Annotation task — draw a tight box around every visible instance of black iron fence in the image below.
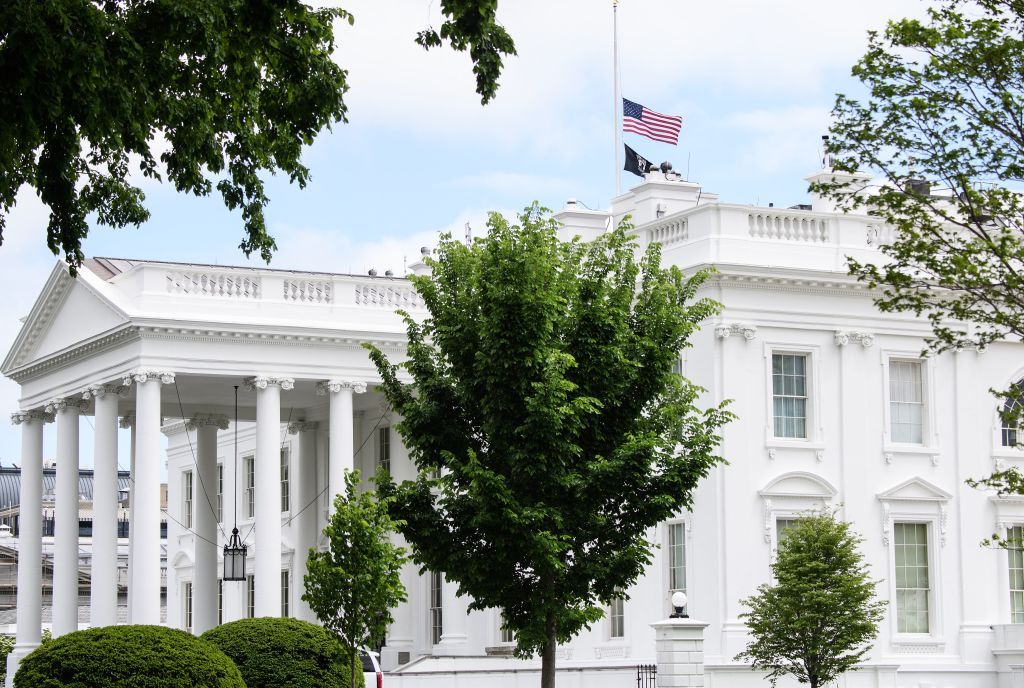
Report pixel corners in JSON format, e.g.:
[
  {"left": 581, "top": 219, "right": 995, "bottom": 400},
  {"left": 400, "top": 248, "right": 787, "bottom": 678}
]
[{"left": 636, "top": 663, "right": 657, "bottom": 688}]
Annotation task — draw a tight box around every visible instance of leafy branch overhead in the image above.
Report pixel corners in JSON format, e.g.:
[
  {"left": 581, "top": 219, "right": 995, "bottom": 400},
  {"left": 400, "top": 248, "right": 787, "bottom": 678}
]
[
  {"left": 367, "top": 204, "right": 731, "bottom": 688},
  {"left": 0, "top": 1, "right": 515, "bottom": 272}
]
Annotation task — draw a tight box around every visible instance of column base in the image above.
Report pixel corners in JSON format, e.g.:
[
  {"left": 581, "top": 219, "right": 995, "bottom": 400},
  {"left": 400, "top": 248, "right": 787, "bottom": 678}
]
[
  {"left": 6, "top": 642, "right": 41, "bottom": 688},
  {"left": 432, "top": 634, "right": 469, "bottom": 656}
]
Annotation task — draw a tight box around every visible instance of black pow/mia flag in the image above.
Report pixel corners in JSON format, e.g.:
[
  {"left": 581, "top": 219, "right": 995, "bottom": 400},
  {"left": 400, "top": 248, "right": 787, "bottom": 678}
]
[{"left": 624, "top": 143, "right": 652, "bottom": 178}]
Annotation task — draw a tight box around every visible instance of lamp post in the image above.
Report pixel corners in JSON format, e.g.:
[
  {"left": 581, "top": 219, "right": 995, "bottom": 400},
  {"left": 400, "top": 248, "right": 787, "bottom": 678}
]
[
  {"left": 669, "top": 591, "right": 688, "bottom": 619},
  {"left": 223, "top": 386, "right": 247, "bottom": 582}
]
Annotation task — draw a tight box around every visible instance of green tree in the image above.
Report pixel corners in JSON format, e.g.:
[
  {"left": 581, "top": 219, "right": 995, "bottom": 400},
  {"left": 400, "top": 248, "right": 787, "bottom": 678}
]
[
  {"left": 737, "top": 514, "right": 886, "bottom": 688},
  {"left": 303, "top": 469, "right": 407, "bottom": 688},
  {"left": 0, "top": 0, "right": 515, "bottom": 272},
  {"left": 818, "top": 0, "right": 1024, "bottom": 501},
  {"left": 367, "top": 204, "right": 732, "bottom": 688}
]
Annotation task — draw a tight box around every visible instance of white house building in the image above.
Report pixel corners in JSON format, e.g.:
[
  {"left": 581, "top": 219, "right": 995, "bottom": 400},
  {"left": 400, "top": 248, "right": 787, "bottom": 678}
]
[{"left": 4, "top": 163, "right": 1024, "bottom": 688}]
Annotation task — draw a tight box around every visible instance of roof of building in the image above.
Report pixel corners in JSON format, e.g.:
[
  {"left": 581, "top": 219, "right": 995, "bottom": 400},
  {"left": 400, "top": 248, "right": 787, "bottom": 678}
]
[
  {"left": 84, "top": 256, "right": 374, "bottom": 281},
  {"left": 0, "top": 467, "right": 131, "bottom": 509}
]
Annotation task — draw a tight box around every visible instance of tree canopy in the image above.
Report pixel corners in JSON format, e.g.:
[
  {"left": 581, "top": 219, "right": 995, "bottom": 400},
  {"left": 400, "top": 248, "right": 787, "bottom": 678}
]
[
  {"left": 0, "top": 0, "right": 515, "bottom": 272},
  {"left": 737, "top": 514, "right": 885, "bottom": 688},
  {"left": 368, "top": 205, "right": 732, "bottom": 688},
  {"left": 819, "top": 0, "right": 1024, "bottom": 499}
]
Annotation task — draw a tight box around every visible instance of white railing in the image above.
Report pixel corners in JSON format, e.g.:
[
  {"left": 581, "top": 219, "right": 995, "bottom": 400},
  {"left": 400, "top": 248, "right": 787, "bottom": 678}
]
[
  {"left": 748, "top": 212, "right": 829, "bottom": 242},
  {"left": 648, "top": 217, "right": 689, "bottom": 247},
  {"left": 354, "top": 283, "right": 424, "bottom": 309},
  {"left": 283, "top": 278, "right": 333, "bottom": 303},
  {"left": 166, "top": 270, "right": 262, "bottom": 299}
]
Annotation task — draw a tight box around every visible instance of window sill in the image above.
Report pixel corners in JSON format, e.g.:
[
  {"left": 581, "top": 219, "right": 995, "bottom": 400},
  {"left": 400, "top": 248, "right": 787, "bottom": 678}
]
[
  {"left": 883, "top": 445, "right": 940, "bottom": 465},
  {"left": 593, "top": 643, "right": 630, "bottom": 659},
  {"left": 765, "top": 440, "right": 825, "bottom": 462},
  {"left": 890, "top": 637, "right": 945, "bottom": 654}
]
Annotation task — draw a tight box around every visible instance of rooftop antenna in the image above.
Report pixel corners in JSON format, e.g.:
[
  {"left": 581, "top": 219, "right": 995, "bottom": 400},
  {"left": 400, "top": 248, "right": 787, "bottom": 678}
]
[
  {"left": 403, "top": 255, "right": 408, "bottom": 276},
  {"left": 821, "top": 134, "right": 831, "bottom": 169},
  {"left": 687, "top": 152, "right": 691, "bottom": 181},
  {"left": 465, "top": 221, "right": 473, "bottom": 246}
]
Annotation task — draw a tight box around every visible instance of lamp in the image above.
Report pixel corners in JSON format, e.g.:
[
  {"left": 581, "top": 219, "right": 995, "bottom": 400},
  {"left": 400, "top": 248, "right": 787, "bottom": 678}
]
[
  {"left": 670, "top": 591, "right": 688, "bottom": 619},
  {"left": 223, "top": 385, "right": 247, "bottom": 581}
]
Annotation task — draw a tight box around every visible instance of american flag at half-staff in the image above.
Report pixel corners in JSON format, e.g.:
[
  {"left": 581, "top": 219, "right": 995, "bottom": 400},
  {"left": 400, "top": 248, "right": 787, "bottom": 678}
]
[{"left": 623, "top": 98, "right": 682, "bottom": 145}]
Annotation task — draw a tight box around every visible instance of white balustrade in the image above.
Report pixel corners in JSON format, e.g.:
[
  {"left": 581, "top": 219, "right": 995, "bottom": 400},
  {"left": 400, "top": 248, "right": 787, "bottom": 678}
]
[
  {"left": 748, "top": 212, "right": 829, "bottom": 242},
  {"left": 283, "top": 278, "right": 333, "bottom": 303},
  {"left": 354, "top": 283, "right": 424, "bottom": 309},
  {"left": 166, "top": 270, "right": 262, "bottom": 299},
  {"left": 648, "top": 218, "right": 689, "bottom": 247}
]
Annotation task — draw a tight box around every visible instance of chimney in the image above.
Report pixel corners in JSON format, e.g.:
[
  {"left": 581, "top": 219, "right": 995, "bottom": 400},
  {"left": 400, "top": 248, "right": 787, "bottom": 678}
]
[{"left": 554, "top": 199, "right": 609, "bottom": 243}]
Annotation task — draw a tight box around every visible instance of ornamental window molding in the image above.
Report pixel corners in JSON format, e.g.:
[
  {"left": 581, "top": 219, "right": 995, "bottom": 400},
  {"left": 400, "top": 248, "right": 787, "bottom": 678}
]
[
  {"left": 758, "top": 471, "right": 838, "bottom": 546},
  {"left": 877, "top": 477, "right": 952, "bottom": 547}
]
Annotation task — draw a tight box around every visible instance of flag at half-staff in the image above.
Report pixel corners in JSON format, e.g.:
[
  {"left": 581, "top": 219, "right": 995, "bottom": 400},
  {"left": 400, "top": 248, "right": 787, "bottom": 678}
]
[
  {"left": 623, "top": 143, "right": 654, "bottom": 178},
  {"left": 623, "top": 98, "right": 682, "bottom": 145}
]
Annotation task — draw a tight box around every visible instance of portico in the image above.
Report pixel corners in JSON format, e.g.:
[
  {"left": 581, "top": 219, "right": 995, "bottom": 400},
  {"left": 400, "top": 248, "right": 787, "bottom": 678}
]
[{"left": 0, "top": 258, "right": 422, "bottom": 684}]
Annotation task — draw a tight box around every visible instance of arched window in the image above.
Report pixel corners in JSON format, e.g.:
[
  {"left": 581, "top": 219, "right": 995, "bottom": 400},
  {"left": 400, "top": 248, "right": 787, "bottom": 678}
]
[{"left": 1002, "top": 381, "right": 1024, "bottom": 447}]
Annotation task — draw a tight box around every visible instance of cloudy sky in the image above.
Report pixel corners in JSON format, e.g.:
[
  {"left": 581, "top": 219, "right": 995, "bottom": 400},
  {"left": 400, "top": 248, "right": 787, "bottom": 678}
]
[{"left": 0, "top": 0, "right": 926, "bottom": 462}]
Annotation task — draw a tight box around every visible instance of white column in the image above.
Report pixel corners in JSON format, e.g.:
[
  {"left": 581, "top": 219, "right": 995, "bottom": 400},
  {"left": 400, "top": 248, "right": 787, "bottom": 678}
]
[
  {"left": 317, "top": 380, "right": 366, "bottom": 511},
  {"left": 247, "top": 376, "right": 293, "bottom": 617},
  {"left": 48, "top": 397, "right": 86, "bottom": 637},
  {"left": 125, "top": 370, "right": 174, "bottom": 625},
  {"left": 435, "top": 574, "right": 470, "bottom": 655},
  {"left": 86, "top": 385, "right": 122, "bottom": 628},
  {"left": 188, "top": 414, "right": 228, "bottom": 634},
  {"left": 6, "top": 410, "right": 52, "bottom": 687},
  {"left": 288, "top": 420, "right": 318, "bottom": 621},
  {"left": 120, "top": 413, "right": 135, "bottom": 615}
]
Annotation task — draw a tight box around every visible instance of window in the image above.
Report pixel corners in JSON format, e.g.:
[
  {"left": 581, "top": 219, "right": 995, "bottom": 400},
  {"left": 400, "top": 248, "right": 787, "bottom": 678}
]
[
  {"left": 247, "top": 575, "right": 255, "bottom": 618},
  {"left": 281, "top": 448, "right": 290, "bottom": 513},
  {"left": 218, "top": 579, "right": 223, "bottom": 626},
  {"left": 184, "top": 582, "right": 193, "bottom": 632},
  {"left": 281, "top": 570, "right": 290, "bottom": 617},
  {"left": 667, "top": 522, "right": 686, "bottom": 595},
  {"left": 1002, "top": 382, "right": 1024, "bottom": 447},
  {"left": 244, "top": 456, "right": 255, "bottom": 519},
  {"left": 183, "top": 471, "right": 193, "bottom": 529},
  {"left": 776, "top": 518, "right": 801, "bottom": 546},
  {"left": 430, "top": 571, "right": 443, "bottom": 645},
  {"left": 378, "top": 427, "right": 391, "bottom": 476},
  {"left": 890, "top": 360, "right": 924, "bottom": 444},
  {"left": 895, "top": 523, "right": 930, "bottom": 633},
  {"left": 772, "top": 353, "right": 807, "bottom": 438},
  {"left": 609, "top": 594, "right": 625, "bottom": 639},
  {"left": 216, "top": 465, "right": 223, "bottom": 523},
  {"left": 499, "top": 614, "right": 515, "bottom": 644},
  {"left": 1010, "top": 526, "right": 1024, "bottom": 623}
]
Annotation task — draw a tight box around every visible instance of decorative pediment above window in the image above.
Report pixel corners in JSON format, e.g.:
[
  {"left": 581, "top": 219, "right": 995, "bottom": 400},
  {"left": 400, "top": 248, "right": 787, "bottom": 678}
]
[
  {"left": 990, "top": 494, "right": 1024, "bottom": 533},
  {"left": 758, "top": 471, "right": 837, "bottom": 544},
  {"left": 877, "top": 477, "right": 952, "bottom": 546},
  {"left": 877, "top": 477, "right": 953, "bottom": 504}
]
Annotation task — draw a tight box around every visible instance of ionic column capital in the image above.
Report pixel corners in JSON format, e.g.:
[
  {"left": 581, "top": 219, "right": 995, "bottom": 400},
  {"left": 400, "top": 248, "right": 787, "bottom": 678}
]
[
  {"left": 119, "top": 412, "right": 136, "bottom": 429},
  {"left": 834, "top": 330, "right": 874, "bottom": 348},
  {"left": 44, "top": 397, "right": 90, "bottom": 414},
  {"left": 715, "top": 323, "right": 757, "bottom": 341},
  {"left": 83, "top": 383, "right": 130, "bottom": 401},
  {"left": 122, "top": 370, "right": 176, "bottom": 386},
  {"left": 185, "top": 413, "right": 230, "bottom": 431},
  {"left": 11, "top": 409, "right": 54, "bottom": 426},
  {"left": 287, "top": 420, "right": 320, "bottom": 435},
  {"left": 316, "top": 379, "right": 367, "bottom": 395},
  {"left": 244, "top": 375, "right": 295, "bottom": 392}
]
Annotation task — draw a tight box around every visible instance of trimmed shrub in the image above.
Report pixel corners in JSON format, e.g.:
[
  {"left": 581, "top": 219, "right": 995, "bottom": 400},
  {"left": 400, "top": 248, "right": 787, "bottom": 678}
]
[
  {"left": 201, "top": 617, "right": 364, "bottom": 688},
  {"left": 13, "top": 625, "right": 244, "bottom": 688}
]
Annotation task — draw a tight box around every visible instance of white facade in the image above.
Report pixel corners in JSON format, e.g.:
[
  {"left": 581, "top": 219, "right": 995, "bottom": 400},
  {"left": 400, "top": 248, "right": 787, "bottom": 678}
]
[{"left": 5, "top": 166, "right": 1024, "bottom": 687}]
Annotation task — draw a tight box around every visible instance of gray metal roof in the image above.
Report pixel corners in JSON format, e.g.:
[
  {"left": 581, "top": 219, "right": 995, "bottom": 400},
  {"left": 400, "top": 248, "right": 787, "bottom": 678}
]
[{"left": 0, "top": 467, "right": 131, "bottom": 509}]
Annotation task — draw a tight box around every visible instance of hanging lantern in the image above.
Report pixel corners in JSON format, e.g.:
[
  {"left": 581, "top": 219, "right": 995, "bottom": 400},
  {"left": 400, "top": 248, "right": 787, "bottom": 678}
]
[{"left": 223, "top": 527, "right": 247, "bottom": 581}]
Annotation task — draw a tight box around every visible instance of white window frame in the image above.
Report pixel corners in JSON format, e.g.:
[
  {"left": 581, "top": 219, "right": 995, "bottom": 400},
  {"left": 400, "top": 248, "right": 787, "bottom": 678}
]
[
  {"left": 880, "top": 351, "right": 938, "bottom": 462},
  {"left": 664, "top": 515, "right": 692, "bottom": 616},
  {"left": 763, "top": 344, "right": 823, "bottom": 451},
  {"left": 497, "top": 612, "right": 515, "bottom": 645},
  {"left": 992, "top": 495, "right": 1024, "bottom": 623},
  {"left": 280, "top": 447, "right": 290, "bottom": 513},
  {"left": 1008, "top": 525, "right": 1024, "bottom": 624},
  {"left": 992, "top": 369, "right": 1024, "bottom": 462},
  {"left": 892, "top": 521, "right": 932, "bottom": 634},
  {"left": 218, "top": 579, "right": 223, "bottom": 626},
  {"left": 759, "top": 471, "right": 837, "bottom": 556},
  {"left": 216, "top": 463, "right": 223, "bottom": 524},
  {"left": 281, "top": 569, "right": 290, "bottom": 618},
  {"left": 377, "top": 426, "right": 391, "bottom": 476},
  {"left": 182, "top": 470, "right": 193, "bottom": 530},
  {"left": 429, "top": 571, "right": 443, "bottom": 646},
  {"left": 244, "top": 455, "right": 255, "bottom": 520},
  {"left": 247, "top": 574, "right": 255, "bottom": 618},
  {"left": 608, "top": 594, "right": 625, "bottom": 639},
  {"left": 183, "top": 580, "right": 193, "bottom": 632},
  {"left": 878, "top": 478, "right": 950, "bottom": 650}
]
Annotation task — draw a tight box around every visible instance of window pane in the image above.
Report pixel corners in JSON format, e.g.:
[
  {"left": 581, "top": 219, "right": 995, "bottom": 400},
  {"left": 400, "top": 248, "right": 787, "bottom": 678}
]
[
  {"left": 668, "top": 523, "right": 686, "bottom": 592},
  {"left": 771, "top": 354, "right": 808, "bottom": 439},
  {"left": 890, "top": 361, "right": 925, "bottom": 444},
  {"left": 1010, "top": 526, "right": 1024, "bottom": 623},
  {"left": 895, "top": 523, "right": 930, "bottom": 633}
]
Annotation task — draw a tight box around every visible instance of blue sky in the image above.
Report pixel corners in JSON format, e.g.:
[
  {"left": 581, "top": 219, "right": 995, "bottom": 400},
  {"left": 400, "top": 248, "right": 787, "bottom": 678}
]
[{"left": 0, "top": 0, "right": 927, "bottom": 463}]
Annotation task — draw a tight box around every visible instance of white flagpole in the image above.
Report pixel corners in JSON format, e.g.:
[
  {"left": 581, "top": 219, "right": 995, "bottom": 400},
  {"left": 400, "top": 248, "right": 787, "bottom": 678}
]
[{"left": 613, "top": 0, "right": 621, "bottom": 197}]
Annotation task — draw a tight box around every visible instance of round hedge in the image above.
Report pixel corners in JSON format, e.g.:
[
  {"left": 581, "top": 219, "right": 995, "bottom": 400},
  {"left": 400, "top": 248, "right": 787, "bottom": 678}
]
[
  {"left": 201, "top": 617, "right": 364, "bottom": 688},
  {"left": 14, "top": 625, "right": 244, "bottom": 688}
]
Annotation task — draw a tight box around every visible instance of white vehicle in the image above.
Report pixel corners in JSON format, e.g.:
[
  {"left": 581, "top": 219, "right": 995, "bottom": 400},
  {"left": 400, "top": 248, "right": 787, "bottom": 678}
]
[{"left": 360, "top": 648, "right": 383, "bottom": 688}]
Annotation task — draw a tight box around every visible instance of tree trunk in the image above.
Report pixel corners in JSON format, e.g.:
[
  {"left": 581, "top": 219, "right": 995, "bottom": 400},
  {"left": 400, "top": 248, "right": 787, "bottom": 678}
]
[{"left": 540, "top": 611, "right": 557, "bottom": 688}]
